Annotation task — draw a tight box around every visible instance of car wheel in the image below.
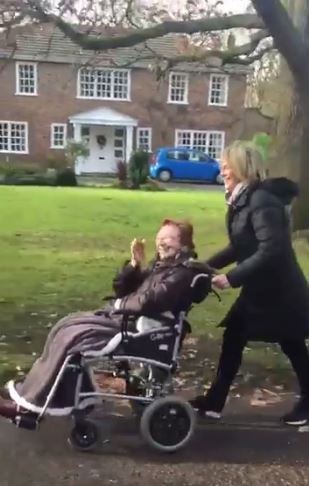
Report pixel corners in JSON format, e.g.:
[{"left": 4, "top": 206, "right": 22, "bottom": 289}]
[
  {"left": 215, "top": 173, "right": 224, "bottom": 185},
  {"left": 158, "top": 170, "right": 172, "bottom": 182}
]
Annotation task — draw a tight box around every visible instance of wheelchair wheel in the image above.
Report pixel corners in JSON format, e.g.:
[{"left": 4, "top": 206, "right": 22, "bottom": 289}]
[
  {"left": 140, "top": 396, "right": 196, "bottom": 453},
  {"left": 68, "top": 419, "right": 100, "bottom": 452}
]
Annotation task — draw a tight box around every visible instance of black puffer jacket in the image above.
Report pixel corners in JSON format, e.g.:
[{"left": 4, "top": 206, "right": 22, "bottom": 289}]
[{"left": 207, "top": 178, "right": 309, "bottom": 342}]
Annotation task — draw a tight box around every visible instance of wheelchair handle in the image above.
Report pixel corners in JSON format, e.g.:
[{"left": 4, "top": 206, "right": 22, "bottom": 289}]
[{"left": 190, "top": 273, "right": 210, "bottom": 288}]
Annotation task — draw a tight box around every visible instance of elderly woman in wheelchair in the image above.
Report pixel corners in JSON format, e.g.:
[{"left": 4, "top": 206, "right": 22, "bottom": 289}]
[{"left": 0, "top": 218, "right": 212, "bottom": 452}]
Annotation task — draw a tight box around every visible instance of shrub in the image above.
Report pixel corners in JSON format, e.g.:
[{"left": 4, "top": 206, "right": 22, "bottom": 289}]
[
  {"left": 46, "top": 155, "right": 68, "bottom": 170},
  {"left": 55, "top": 168, "right": 78, "bottom": 187},
  {"left": 65, "top": 139, "right": 89, "bottom": 169},
  {"left": 116, "top": 160, "right": 128, "bottom": 187},
  {"left": 0, "top": 162, "right": 41, "bottom": 177},
  {"left": 128, "top": 151, "right": 149, "bottom": 188},
  {"left": 252, "top": 132, "right": 273, "bottom": 161}
]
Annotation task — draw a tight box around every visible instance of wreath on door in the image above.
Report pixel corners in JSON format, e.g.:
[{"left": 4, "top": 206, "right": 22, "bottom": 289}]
[{"left": 96, "top": 134, "right": 107, "bottom": 148}]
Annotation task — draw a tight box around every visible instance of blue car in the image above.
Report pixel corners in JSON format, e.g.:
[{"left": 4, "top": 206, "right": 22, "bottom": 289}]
[{"left": 149, "top": 147, "right": 223, "bottom": 184}]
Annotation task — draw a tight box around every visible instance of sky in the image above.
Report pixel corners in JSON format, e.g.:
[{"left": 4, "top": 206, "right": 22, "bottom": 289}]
[{"left": 222, "top": 0, "right": 250, "bottom": 13}]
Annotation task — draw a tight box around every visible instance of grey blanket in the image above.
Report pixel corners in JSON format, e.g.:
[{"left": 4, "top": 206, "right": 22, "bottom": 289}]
[{"left": 14, "top": 311, "right": 124, "bottom": 409}]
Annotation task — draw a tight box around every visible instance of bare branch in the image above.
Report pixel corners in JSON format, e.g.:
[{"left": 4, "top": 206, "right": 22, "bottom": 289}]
[
  {"left": 26, "top": 2, "right": 264, "bottom": 51},
  {"left": 230, "top": 43, "right": 275, "bottom": 65},
  {"left": 109, "top": 29, "right": 270, "bottom": 73},
  {"left": 252, "top": 0, "right": 308, "bottom": 79}
]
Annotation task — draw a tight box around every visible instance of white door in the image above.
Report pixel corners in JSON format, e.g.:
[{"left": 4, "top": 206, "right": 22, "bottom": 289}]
[{"left": 87, "top": 126, "right": 115, "bottom": 173}]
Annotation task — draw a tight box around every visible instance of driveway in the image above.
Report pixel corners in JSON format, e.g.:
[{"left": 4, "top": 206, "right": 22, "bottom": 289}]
[{"left": 160, "top": 181, "right": 225, "bottom": 192}]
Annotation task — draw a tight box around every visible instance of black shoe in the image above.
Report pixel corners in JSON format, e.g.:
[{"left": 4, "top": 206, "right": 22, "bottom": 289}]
[
  {"left": 189, "top": 395, "right": 222, "bottom": 420},
  {"left": 282, "top": 397, "right": 309, "bottom": 426}
]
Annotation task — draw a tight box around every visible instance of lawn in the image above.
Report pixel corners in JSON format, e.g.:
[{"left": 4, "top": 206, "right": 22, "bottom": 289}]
[{"left": 0, "top": 185, "right": 308, "bottom": 387}]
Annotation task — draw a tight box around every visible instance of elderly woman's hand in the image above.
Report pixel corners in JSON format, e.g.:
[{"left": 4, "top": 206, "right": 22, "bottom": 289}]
[
  {"left": 130, "top": 238, "right": 146, "bottom": 267},
  {"left": 212, "top": 274, "right": 231, "bottom": 290}
]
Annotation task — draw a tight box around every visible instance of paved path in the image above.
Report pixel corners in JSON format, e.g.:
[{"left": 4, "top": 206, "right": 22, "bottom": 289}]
[{"left": 2, "top": 398, "right": 309, "bottom": 486}]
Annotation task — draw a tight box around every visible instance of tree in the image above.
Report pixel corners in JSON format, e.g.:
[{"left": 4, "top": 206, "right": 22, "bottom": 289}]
[{"left": 1, "top": 0, "right": 309, "bottom": 229}]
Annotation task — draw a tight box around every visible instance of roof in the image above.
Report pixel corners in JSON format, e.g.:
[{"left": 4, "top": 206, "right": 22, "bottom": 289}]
[{"left": 0, "top": 23, "right": 250, "bottom": 75}]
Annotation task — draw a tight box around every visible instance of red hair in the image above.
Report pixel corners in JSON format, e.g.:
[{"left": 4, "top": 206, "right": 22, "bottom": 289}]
[{"left": 161, "top": 218, "right": 195, "bottom": 251}]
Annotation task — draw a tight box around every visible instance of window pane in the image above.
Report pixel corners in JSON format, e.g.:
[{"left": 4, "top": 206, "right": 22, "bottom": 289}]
[
  {"left": 210, "top": 75, "right": 227, "bottom": 105},
  {"left": 113, "top": 71, "right": 129, "bottom": 99},
  {"left": 79, "top": 68, "right": 129, "bottom": 100},
  {"left": 207, "top": 132, "right": 224, "bottom": 159},
  {"left": 167, "top": 150, "right": 187, "bottom": 160},
  {"left": 11, "top": 123, "right": 26, "bottom": 152},
  {"left": 97, "top": 70, "right": 112, "bottom": 98},
  {"left": 52, "top": 124, "right": 66, "bottom": 148},
  {"left": 176, "top": 130, "right": 191, "bottom": 148},
  {"left": 192, "top": 132, "right": 207, "bottom": 152},
  {"left": 115, "top": 128, "right": 124, "bottom": 137},
  {"left": 0, "top": 122, "right": 27, "bottom": 153},
  {"left": 175, "top": 130, "right": 224, "bottom": 158},
  {"left": 114, "top": 149, "right": 123, "bottom": 158},
  {"left": 169, "top": 73, "right": 187, "bottom": 103},
  {"left": 0, "top": 123, "right": 9, "bottom": 151},
  {"left": 79, "top": 68, "right": 95, "bottom": 97},
  {"left": 18, "top": 63, "right": 36, "bottom": 94},
  {"left": 137, "top": 128, "right": 151, "bottom": 152},
  {"left": 81, "top": 126, "right": 90, "bottom": 137}
]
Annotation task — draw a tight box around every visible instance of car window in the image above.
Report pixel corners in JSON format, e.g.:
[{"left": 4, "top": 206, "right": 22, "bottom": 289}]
[
  {"left": 167, "top": 150, "right": 189, "bottom": 161},
  {"left": 189, "top": 151, "right": 210, "bottom": 162}
]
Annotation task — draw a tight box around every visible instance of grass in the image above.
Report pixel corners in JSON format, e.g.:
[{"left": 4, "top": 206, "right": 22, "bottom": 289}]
[{"left": 0, "top": 185, "right": 308, "bottom": 388}]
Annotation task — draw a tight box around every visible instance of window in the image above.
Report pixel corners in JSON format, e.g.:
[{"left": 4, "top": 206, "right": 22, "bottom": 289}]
[
  {"left": 114, "top": 128, "right": 125, "bottom": 159},
  {"left": 16, "top": 62, "right": 37, "bottom": 95},
  {"left": 51, "top": 124, "right": 67, "bottom": 149},
  {"left": 167, "top": 150, "right": 188, "bottom": 161},
  {"left": 188, "top": 151, "right": 209, "bottom": 162},
  {"left": 208, "top": 74, "right": 229, "bottom": 106},
  {"left": 207, "top": 131, "right": 225, "bottom": 159},
  {"left": 137, "top": 127, "right": 152, "bottom": 152},
  {"left": 0, "top": 121, "right": 28, "bottom": 153},
  {"left": 168, "top": 72, "right": 189, "bottom": 104},
  {"left": 78, "top": 68, "right": 130, "bottom": 100},
  {"left": 81, "top": 126, "right": 90, "bottom": 145},
  {"left": 175, "top": 130, "right": 225, "bottom": 160}
]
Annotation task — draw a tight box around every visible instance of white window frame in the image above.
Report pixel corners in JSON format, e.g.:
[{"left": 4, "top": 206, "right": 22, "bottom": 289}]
[
  {"left": 167, "top": 72, "right": 189, "bottom": 104},
  {"left": 207, "top": 131, "right": 226, "bottom": 160},
  {"left": 136, "top": 127, "right": 152, "bottom": 152},
  {"left": 0, "top": 120, "right": 29, "bottom": 154},
  {"left": 77, "top": 67, "right": 131, "bottom": 101},
  {"left": 175, "top": 129, "right": 225, "bottom": 160},
  {"left": 15, "top": 62, "right": 38, "bottom": 96},
  {"left": 208, "top": 74, "right": 229, "bottom": 107},
  {"left": 50, "top": 123, "right": 67, "bottom": 149}
]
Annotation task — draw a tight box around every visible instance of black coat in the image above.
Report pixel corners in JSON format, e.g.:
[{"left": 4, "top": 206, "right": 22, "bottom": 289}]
[{"left": 207, "top": 178, "right": 309, "bottom": 342}]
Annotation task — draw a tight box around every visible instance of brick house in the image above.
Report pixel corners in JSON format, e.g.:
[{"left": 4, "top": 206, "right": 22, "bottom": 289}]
[{"left": 0, "top": 24, "right": 250, "bottom": 174}]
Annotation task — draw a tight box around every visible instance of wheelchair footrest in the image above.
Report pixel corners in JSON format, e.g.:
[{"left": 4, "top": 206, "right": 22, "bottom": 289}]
[{"left": 14, "top": 413, "right": 40, "bottom": 431}]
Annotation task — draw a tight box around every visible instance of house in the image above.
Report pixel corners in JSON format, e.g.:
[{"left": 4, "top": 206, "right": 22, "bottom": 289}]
[{"left": 0, "top": 24, "right": 250, "bottom": 174}]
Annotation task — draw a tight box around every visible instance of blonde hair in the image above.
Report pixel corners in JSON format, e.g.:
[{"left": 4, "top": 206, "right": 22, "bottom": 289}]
[{"left": 222, "top": 140, "right": 267, "bottom": 183}]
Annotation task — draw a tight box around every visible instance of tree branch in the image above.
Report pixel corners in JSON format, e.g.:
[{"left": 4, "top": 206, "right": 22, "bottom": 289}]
[
  {"left": 27, "top": 1, "right": 264, "bottom": 51},
  {"left": 252, "top": 0, "right": 308, "bottom": 79},
  {"left": 110, "top": 30, "right": 270, "bottom": 71},
  {"left": 230, "top": 43, "right": 275, "bottom": 65}
]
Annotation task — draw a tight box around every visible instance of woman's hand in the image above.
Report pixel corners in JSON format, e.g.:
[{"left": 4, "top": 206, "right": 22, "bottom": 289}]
[
  {"left": 212, "top": 274, "right": 231, "bottom": 290},
  {"left": 130, "top": 238, "right": 146, "bottom": 267}
]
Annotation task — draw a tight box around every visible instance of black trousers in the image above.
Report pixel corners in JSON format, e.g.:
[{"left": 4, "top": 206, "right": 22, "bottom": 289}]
[{"left": 205, "top": 326, "right": 309, "bottom": 412}]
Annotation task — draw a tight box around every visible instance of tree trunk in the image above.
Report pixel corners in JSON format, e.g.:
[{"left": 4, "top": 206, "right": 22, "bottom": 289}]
[
  {"left": 288, "top": 0, "right": 309, "bottom": 231},
  {"left": 292, "top": 87, "right": 309, "bottom": 231}
]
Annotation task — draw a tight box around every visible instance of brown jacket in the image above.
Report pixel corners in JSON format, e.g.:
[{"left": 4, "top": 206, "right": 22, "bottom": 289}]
[{"left": 112, "top": 252, "right": 211, "bottom": 317}]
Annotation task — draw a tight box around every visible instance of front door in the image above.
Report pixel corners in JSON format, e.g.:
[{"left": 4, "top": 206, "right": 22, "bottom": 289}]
[{"left": 88, "top": 126, "right": 115, "bottom": 173}]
